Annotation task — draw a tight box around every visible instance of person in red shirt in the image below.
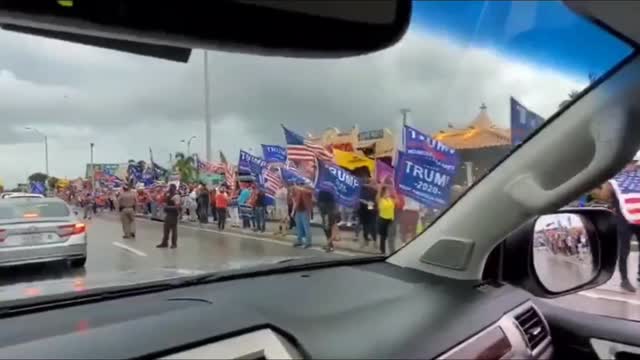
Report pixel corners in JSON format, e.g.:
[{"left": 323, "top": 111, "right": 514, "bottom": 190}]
[{"left": 215, "top": 187, "right": 230, "bottom": 230}]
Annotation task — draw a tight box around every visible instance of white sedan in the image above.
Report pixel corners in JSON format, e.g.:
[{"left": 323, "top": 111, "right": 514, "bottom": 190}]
[{"left": 0, "top": 197, "right": 87, "bottom": 267}]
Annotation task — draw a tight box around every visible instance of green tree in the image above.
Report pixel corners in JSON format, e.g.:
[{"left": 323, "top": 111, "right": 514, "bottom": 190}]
[
  {"left": 28, "top": 172, "right": 48, "bottom": 184},
  {"left": 47, "top": 176, "right": 60, "bottom": 190},
  {"left": 173, "top": 152, "right": 196, "bottom": 183}
]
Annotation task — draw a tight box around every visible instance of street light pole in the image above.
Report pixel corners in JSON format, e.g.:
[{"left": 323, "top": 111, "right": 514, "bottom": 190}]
[
  {"left": 25, "top": 127, "right": 49, "bottom": 176},
  {"left": 204, "top": 50, "right": 212, "bottom": 162},
  {"left": 400, "top": 108, "right": 411, "bottom": 126},
  {"left": 44, "top": 135, "right": 49, "bottom": 176},
  {"left": 90, "top": 143, "right": 95, "bottom": 190},
  {"left": 181, "top": 136, "right": 196, "bottom": 155}
]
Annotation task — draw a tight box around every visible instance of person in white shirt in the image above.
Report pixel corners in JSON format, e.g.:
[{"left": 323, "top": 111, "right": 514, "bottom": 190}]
[{"left": 274, "top": 186, "right": 289, "bottom": 235}]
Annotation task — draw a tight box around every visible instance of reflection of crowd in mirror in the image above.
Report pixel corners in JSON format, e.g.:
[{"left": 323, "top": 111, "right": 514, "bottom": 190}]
[{"left": 537, "top": 227, "right": 588, "bottom": 261}]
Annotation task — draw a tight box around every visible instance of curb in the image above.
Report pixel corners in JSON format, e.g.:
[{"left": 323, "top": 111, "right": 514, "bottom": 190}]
[
  {"left": 132, "top": 213, "right": 376, "bottom": 255},
  {"left": 181, "top": 222, "right": 379, "bottom": 256}
]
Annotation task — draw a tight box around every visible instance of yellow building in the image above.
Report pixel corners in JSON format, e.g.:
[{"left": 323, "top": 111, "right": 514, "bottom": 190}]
[{"left": 432, "top": 104, "right": 512, "bottom": 186}]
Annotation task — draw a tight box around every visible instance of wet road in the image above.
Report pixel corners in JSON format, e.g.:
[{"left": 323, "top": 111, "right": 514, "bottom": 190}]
[
  {"left": 0, "top": 214, "right": 638, "bottom": 323},
  {"left": 0, "top": 214, "right": 342, "bottom": 299},
  {"left": 535, "top": 246, "right": 640, "bottom": 321}
]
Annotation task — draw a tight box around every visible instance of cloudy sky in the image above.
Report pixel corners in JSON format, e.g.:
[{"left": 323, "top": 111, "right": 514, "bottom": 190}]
[{"left": 0, "top": 1, "right": 631, "bottom": 187}]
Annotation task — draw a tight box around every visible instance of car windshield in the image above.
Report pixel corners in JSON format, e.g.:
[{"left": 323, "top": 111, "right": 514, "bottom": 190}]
[{"left": 0, "top": 0, "right": 632, "bottom": 301}]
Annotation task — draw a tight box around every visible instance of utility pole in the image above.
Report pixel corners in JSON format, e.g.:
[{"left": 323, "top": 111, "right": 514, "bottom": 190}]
[{"left": 204, "top": 50, "right": 212, "bottom": 162}]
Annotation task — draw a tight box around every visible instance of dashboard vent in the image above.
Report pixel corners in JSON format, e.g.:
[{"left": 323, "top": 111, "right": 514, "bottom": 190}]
[{"left": 514, "top": 306, "right": 548, "bottom": 350}]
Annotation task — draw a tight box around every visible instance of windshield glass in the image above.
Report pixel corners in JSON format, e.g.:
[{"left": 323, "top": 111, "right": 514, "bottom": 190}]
[{"left": 0, "top": 0, "right": 631, "bottom": 301}]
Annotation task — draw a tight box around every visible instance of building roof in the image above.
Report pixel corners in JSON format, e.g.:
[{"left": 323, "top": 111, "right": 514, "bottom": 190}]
[{"left": 432, "top": 104, "right": 512, "bottom": 149}]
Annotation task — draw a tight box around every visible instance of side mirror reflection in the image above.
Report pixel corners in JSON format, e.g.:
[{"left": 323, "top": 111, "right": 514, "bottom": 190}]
[{"left": 533, "top": 213, "right": 599, "bottom": 293}]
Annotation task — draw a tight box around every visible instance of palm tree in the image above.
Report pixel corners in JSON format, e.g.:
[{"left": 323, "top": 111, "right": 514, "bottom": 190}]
[
  {"left": 173, "top": 152, "right": 196, "bottom": 183},
  {"left": 559, "top": 73, "right": 598, "bottom": 109}
]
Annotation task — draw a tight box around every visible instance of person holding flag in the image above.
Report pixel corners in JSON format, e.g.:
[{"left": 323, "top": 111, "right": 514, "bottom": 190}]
[
  {"left": 291, "top": 180, "right": 313, "bottom": 248},
  {"left": 376, "top": 183, "right": 397, "bottom": 255},
  {"left": 594, "top": 158, "right": 640, "bottom": 293}
]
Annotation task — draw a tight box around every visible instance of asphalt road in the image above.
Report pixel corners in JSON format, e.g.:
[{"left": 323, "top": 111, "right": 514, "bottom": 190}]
[
  {"left": 0, "top": 213, "right": 638, "bottom": 323},
  {"left": 0, "top": 214, "right": 343, "bottom": 300}
]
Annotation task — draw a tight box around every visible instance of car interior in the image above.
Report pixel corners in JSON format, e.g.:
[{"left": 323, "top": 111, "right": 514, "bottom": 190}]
[{"left": 0, "top": 0, "right": 639, "bottom": 359}]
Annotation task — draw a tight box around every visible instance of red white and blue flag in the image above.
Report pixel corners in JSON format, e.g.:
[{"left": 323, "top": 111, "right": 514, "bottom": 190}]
[
  {"left": 610, "top": 167, "right": 640, "bottom": 224},
  {"left": 282, "top": 125, "right": 333, "bottom": 162},
  {"left": 197, "top": 159, "right": 225, "bottom": 174},
  {"left": 263, "top": 167, "right": 283, "bottom": 197}
]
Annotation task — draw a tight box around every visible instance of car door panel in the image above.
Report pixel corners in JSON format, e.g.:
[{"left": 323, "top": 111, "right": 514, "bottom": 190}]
[{"left": 536, "top": 300, "right": 640, "bottom": 360}]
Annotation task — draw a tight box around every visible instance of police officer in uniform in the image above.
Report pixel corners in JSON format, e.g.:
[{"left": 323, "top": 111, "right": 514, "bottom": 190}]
[
  {"left": 119, "top": 185, "right": 137, "bottom": 239},
  {"left": 157, "top": 184, "right": 181, "bottom": 248}
]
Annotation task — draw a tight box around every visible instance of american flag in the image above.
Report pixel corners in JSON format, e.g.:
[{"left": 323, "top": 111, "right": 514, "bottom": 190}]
[
  {"left": 263, "top": 167, "right": 283, "bottom": 197},
  {"left": 282, "top": 125, "right": 333, "bottom": 162},
  {"left": 610, "top": 167, "right": 640, "bottom": 224},
  {"left": 220, "top": 151, "right": 236, "bottom": 191},
  {"left": 197, "top": 159, "right": 224, "bottom": 173}
]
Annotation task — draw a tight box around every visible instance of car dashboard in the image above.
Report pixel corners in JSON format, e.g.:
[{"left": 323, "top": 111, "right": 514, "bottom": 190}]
[{"left": 0, "top": 262, "right": 552, "bottom": 359}]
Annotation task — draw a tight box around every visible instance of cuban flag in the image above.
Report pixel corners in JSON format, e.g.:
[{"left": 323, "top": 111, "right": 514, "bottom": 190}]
[{"left": 610, "top": 167, "right": 640, "bottom": 224}]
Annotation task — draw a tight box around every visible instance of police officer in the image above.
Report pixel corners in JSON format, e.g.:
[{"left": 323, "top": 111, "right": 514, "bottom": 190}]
[
  {"left": 157, "top": 184, "right": 180, "bottom": 248},
  {"left": 119, "top": 185, "right": 137, "bottom": 239}
]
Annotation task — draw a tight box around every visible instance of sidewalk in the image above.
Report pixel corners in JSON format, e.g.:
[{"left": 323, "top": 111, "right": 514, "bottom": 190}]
[
  {"left": 132, "top": 211, "right": 408, "bottom": 255},
  {"left": 597, "top": 253, "right": 640, "bottom": 294},
  {"left": 179, "top": 217, "right": 402, "bottom": 255}
]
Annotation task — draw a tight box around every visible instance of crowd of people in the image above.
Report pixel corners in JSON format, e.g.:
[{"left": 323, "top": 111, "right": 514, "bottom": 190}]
[{"left": 54, "top": 172, "right": 468, "bottom": 256}]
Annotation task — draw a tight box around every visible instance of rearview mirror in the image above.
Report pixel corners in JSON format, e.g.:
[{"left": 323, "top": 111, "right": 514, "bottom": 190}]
[
  {"left": 532, "top": 213, "right": 599, "bottom": 293},
  {"left": 0, "top": 0, "right": 411, "bottom": 61},
  {"left": 502, "top": 207, "right": 617, "bottom": 298}
]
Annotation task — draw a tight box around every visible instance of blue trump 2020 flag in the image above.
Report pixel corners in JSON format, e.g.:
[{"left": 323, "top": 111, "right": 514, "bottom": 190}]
[
  {"left": 395, "top": 151, "right": 454, "bottom": 209},
  {"left": 281, "top": 167, "right": 311, "bottom": 186},
  {"left": 238, "top": 150, "right": 266, "bottom": 175},
  {"left": 315, "top": 161, "right": 361, "bottom": 208},
  {"left": 402, "top": 125, "right": 459, "bottom": 173},
  {"left": 261, "top": 144, "right": 287, "bottom": 164},
  {"left": 510, "top": 97, "right": 544, "bottom": 146}
]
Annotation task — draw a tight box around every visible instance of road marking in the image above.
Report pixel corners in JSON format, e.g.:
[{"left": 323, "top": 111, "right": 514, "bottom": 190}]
[
  {"left": 580, "top": 290, "right": 640, "bottom": 306},
  {"left": 112, "top": 241, "right": 148, "bottom": 257}
]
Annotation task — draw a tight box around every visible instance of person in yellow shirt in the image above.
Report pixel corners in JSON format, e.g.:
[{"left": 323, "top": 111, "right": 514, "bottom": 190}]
[{"left": 376, "top": 184, "right": 396, "bottom": 254}]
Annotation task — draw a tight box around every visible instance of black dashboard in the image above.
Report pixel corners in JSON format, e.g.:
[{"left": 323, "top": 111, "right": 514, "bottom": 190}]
[{"left": 0, "top": 261, "right": 552, "bottom": 359}]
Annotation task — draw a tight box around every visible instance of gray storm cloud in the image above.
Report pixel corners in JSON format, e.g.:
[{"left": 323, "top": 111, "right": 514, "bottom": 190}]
[{"left": 0, "top": 28, "right": 585, "bottom": 186}]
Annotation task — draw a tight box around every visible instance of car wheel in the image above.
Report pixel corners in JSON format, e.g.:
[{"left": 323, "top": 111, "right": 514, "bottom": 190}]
[{"left": 70, "top": 257, "right": 86, "bottom": 268}]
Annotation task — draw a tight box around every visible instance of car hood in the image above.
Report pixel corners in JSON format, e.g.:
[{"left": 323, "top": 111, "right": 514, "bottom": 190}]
[{"left": 0, "top": 256, "right": 306, "bottom": 302}]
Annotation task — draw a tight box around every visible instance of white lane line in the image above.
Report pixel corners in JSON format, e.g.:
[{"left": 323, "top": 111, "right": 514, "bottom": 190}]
[
  {"left": 135, "top": 217, "right": 355, "bottom": 257},
  {"left": 112, "top": 241, "right": 148, "bottom": 257},
  {"left": 580, "top": 290, "right": 640, "bottom": 306}
]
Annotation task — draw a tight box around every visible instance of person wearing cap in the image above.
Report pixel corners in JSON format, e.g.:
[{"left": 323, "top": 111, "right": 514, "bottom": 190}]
[{"left": 157, "top": 183, "right": 181, "bottom": 248}]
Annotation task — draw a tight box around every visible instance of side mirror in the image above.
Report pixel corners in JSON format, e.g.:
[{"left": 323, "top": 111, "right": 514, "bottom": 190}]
[{"left": 503, "top": 207, "right": 617, "bottom": 298}]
